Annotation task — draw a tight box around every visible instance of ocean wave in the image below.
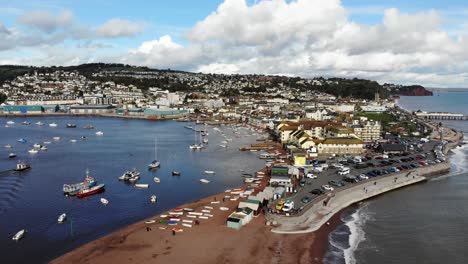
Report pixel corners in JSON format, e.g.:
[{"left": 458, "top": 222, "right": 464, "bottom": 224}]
[
  {"left": 323, "top": 204, "right": 373, "bottom": 264},
  {"left": 431, "top": 140, "right": 467, "bottom": 181}
]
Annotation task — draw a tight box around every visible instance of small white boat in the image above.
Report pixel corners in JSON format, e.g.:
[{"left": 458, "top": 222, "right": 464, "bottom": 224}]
[
  {"left": 203, "top": 138, "right": 208, "bottom": 144},
  {"left": 96, "top": 131, "right": 104, "bottom": 136},
  {"left": 150, "top": 195, "right": 157, "bottom": 203},
  {"left": 40, "top": 146, "right": 48, "bottom": 151},
  {"left": 33, "top": 143, "right": 41, "bottom": 148},
  {"left": 100, "top": 198, "right": 109, "bottom": 205},
  {"left": 35, "top": 121, "right": 44, "bottom": 126},
  {"left": 53, "top": 137, "right": 60, "bottom": 141},
  {"left": 6, "top": 120, "right": 15, "bottom": 125},
  {"left": 204, "top": 170, "right": 215, "bottom": 174},
  {"left": 28, "top": 149, "right": 38, "bottom": 154},
  {"left": 200, "top": 179, "right": 210, "bottom": 184},
  {"left": 70, "top": 139, "right": 77, "bottom": 143},
  {"left": 145, "top": 220, "right": 156, "bottom": 224},
  {"left": 220, "top": 207, "right": 230, "bottom": 211},
  {"left": 5, "top": 144, "right": 12, "bottom": 148},
  {"left": 219, "top": 144, "right": 227, "bottom": 148},
  {"left": 135, "top": 184, "right": 149, "bottom": 189},
  {"left": 58, "top": 213, "right": 67, "bottom": 223},
  {"left": 43, "top": 141, "right": 51, "bottom": 144},
  {"left": 12, "top": 229, "right": 25, "bottom": 241},
  {"left": 22, "top": 121, "right": 30, "bottom": 125},
  {"left": 153, "top": 177, "right": 161, "bottom": 183},
  {"left": 49, "top": 123, "right": 58, "bottom": 127},
  {"left": 9, "top": 153, "right": 17, "bottom": 158}
]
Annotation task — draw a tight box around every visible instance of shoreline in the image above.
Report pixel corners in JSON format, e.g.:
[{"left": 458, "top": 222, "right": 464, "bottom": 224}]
[{"left": 50, "top": 106, "right": 464, "bottom": 264}]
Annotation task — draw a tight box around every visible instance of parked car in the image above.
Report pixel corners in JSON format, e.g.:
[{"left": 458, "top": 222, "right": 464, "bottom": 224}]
[
  {"left": 310, "top": 189, "right": 324, "bottom": 195},
  {"left": 343, "top": 176, "right": 359, "bottom": 183},
  {"left": 275, "top": 199, "right": 286, "bottom": 210},
  {"left": 329, "top": 180, "right": 345, "bottom": 187},
  {"left": 306, "top": 173, "right": 317, "bottom": 179},
  {"left": 301, "top": 196, "right": 312, "bottom": 203},
  {"left": 358, "top": 174, "right": 369, "bottom": 180},
  {"left": 299, "top": 178, "right": 306, "bottom": 187},
  {"left": 282, "top": 200, "right": 294, "bottom": 212},
  {"left": 322, "top": 185, "right": 334, "bottom": 191}
]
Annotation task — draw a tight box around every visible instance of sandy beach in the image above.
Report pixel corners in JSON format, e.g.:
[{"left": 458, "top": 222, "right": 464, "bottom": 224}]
[{"left": 51, "top": 187, "right": 344, "bottom": 264}]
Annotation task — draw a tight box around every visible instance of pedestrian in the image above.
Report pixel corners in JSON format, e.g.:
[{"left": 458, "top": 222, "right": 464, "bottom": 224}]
[
  {"left": 222, "top": 197, "right": 225, "bottom": 202},
  {"left": 172, "top": 230, "right": 176, "bottom": 236},
  {"left": 146, "top": 227, "right": 149, "bottom": 232},
  {"left": 214, "top": 197, "right": 217, "bottom": 201},
  {"left": 374, "top": 181, "right": 377, "bottom": 185},
  {"left": 365, "top": 189, "right": 368, "bottom": 193}
]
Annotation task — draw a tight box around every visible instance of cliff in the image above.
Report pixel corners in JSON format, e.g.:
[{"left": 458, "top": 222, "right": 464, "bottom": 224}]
[{"left": 398, "top": 85, "right": 433, "bottom": 96}]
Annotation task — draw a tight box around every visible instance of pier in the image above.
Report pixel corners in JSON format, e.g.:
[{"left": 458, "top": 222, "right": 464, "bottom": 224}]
[{"left": 415, "top": 111, "right": 467, "bottom": 120}]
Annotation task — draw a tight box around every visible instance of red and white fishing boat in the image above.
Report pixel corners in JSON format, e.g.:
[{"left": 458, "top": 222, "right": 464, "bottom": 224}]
[{"left": 76, "top": 184, "right": 105, "bottom": 198}]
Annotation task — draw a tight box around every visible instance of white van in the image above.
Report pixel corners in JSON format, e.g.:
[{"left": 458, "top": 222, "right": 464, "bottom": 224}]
[
  {"left": 338, "top": 167, "right": 350, "bottom": 175},
  {"left": 282, "top": 200, "right": 295, "bottom": 212}
]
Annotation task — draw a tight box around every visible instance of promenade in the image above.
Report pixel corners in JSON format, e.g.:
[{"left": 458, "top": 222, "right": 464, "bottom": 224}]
[{"left": 267, "top": 162, "right": 450, "bottom": 234}]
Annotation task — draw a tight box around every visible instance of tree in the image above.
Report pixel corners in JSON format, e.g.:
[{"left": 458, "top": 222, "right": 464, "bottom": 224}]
[{"left": 0, "top": 92, "right": 6, "bottom": 104}]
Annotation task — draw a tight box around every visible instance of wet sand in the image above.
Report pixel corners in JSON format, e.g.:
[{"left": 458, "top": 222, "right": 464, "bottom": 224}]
[{"left": 51, "top": 189, "right": 343, "bottom": 264}]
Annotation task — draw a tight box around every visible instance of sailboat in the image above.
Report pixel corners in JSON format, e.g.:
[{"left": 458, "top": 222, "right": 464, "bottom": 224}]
[{"left": 148, "top": 137, "right": 160, "bottom": 169}]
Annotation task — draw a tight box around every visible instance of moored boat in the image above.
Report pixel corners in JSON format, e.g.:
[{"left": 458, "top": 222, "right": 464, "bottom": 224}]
[
  {"left": 53, "top": 137, "right": 60, "bottom": 141},
  {"left": 66, "top": 123, "right": 77, "bottom": 128},
  {"left": 100, "top": 198, "right": 109, "bottom": 205},
  {"left": 204, "top": 170, "right": 215, "bottom": 174},
  {"left": 5, "top": 144, "right": 12, "bottom": 148},
  {"left": 6, "top": 120, "right": 15, "bottom": 125},
  {"left": 63, "top": 171, "right": 97, "bottom": 196},
  {"left": 153, "top": 177, "right": 161, "bottom": 183},
  {"left": 35, "top": 121, "right": 44, "bottom": 126},
  {"left": 95, "top": 131, "right": 104, "bottom": 136},
  {"left": 12, "top": 229, "right": 25, "bottom": 241},
  {"left": 22, "top": 121, "right": 30, "bottom": 125},
  {"left": 135, "top": 183, "right": 149, "bottom": 189},
  {"left": 49, "top": 123, "right": 58, "bottom": 127},
  {"left": 148, "top": 160, "right": 160, "bottom": 169},
  {"left": 58, "top": 213, "right": 67, "bottom": 223},
  {"left": 76, "top": 183, "right": 105, "bottom": 198},
  {"left": 84, "top": 124, "right": 94, "bottom": 129},
  {"left": 9, "top": 153, "right": 16, "bottom": 158},
  {"left": 172, "top": 170, "right": 181, "bottom": 176},
  {"left": 150, "top": 195, "right": 157, "bottom": 203},
  {"left": 200, "top": 179, "right": 210, "bottom": 184},
  {"left": 40, "top": 146, "right": 48, "bottom": 151},
  {"left": 28, "top": 149, "right": 38, "bottom": 154},
  {"left": 33, "top": 143, "right": 41, "bottom": 148},
  {"left": 17, "top": 138, "right": 27, "bottom": 143}
]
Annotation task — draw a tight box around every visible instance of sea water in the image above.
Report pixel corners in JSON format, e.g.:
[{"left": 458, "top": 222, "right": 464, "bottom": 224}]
[
  {"left": 0, "top": 117, "right": 265, "bottom": 263},
  {"left": 325, "top": 91, "right": 468, "bottom": 264}
]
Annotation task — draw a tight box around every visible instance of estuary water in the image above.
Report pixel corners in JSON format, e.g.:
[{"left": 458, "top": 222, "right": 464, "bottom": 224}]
[
  {"left": 324, "top": 91, "right": 468, "bottom": 264},
  {"left": 0, "top": 117, "right": 265, "bottom": 263}
]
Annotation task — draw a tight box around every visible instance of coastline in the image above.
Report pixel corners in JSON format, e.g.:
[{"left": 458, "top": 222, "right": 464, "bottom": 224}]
[
  {"left": 51, "top": 183, "right": 345, "bottom": 264},
  {"left": 50, "top": 106, "right": 464, "bottom": 264}
]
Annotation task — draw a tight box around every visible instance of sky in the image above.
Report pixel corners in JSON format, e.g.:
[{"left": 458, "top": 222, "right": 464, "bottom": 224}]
[{"left": 1, "top": 0, "right": 468, "bottom": 87}]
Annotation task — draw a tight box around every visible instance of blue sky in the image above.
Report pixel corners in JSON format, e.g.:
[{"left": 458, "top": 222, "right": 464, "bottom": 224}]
[{"left": 0, "top": 0, "right": 467, "bottom": 87}]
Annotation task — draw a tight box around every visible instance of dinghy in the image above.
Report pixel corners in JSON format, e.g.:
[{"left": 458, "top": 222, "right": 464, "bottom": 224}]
[
  {"left": 12, "top": 229, "right": 25, "bottom": 241},
  {"left": 58, "top": 213, "right": 67, "bottom": 223},
  {"left": 100, "top": 198, "right": 109, "bottom": 205}
]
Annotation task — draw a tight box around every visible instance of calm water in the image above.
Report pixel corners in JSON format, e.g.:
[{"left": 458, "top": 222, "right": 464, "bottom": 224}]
[
  {"left": 0, "top": 117, "right": 265, "bottom": 263},
  {"left": 324, "top": 91, "right": 468, "bottom": 264}
]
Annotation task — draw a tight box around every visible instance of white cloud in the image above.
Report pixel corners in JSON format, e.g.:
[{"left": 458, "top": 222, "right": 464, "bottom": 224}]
[
  {"left": 3, "top": 0, "right": 468, "bottom": 87},
  {"left": 18, "top": 10, "right": 73, "bottom": 33},
  {"left": 96, "top": 19, "right": 144, "bottom": 38}
]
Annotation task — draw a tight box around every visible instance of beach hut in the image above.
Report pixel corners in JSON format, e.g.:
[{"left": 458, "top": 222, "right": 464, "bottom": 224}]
[
  {"left": 226, "top": 217, "right": 242, "bottom": 230},
  {"left": 226, "top": 208, "right": 254, "bottom": 229},
  {"left": 238, "top": 199, "right": 261, "bottom": 215}
]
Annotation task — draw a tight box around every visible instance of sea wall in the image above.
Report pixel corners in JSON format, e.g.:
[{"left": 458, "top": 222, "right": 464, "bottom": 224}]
[{"left": 267, "top": 162, "right": 451, "bottom": 234}]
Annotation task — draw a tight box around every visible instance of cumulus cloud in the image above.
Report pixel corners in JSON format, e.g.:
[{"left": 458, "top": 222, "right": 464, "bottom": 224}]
[
  {"left": 96, "top": 19, "right": 144, "bottom": 38},
  {"left": 18, "top": 10, "right": 73, "bottom": 33},
  {"left": 3, "top": 0, "right": 468, "bottom": 87},
  {"left": 121, "top": 0, "right": 468, "bottom": 87}
]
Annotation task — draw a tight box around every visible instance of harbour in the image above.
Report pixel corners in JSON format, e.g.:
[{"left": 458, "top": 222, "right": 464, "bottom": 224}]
[{"left": 0, "top": 116, "right": 265, "bottom": 263}]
